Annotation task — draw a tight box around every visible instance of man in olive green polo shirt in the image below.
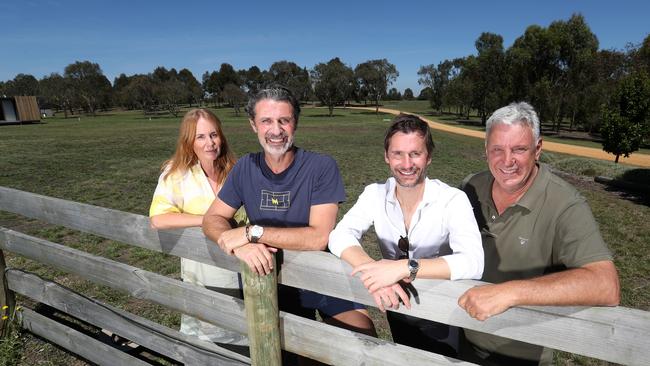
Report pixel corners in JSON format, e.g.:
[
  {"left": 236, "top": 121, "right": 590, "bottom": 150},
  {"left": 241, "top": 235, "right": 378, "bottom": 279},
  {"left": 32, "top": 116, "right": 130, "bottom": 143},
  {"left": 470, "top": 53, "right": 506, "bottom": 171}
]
[{"left": 457, "top": 102, "right": 620, "bottom": 366}]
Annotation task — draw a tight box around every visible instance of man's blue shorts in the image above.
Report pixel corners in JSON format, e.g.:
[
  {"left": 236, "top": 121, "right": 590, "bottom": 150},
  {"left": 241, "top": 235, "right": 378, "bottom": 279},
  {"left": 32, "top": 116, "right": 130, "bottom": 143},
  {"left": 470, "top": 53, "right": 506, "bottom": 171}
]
[{"left": 278, "top": 285, "right": 365, "bottom": 319}]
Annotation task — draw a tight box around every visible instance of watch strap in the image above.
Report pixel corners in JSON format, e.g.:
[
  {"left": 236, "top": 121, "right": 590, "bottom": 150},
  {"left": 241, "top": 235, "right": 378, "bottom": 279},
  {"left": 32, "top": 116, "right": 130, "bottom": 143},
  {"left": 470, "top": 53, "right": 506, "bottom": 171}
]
[{"left": 408, "top": 259, "right": 419, "bottom": 281}]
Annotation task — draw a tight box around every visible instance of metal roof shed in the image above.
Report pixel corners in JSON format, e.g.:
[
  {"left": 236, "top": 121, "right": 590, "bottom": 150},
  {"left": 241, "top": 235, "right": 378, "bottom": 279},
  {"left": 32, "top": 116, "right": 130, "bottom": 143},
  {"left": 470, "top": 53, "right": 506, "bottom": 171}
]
[{"left": 1, "top": 96, "right": 41, "bottom": 124}]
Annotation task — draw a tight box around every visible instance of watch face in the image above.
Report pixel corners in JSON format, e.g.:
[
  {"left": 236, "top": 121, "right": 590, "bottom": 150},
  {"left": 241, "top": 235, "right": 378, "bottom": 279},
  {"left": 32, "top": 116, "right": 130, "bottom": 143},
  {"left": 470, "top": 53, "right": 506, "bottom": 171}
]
[
  {"left": 251, "top": 225, "right": 263, "bottom": 237},
  {"left": 408, "top": 259, "right": 419, "bottom": 270}
]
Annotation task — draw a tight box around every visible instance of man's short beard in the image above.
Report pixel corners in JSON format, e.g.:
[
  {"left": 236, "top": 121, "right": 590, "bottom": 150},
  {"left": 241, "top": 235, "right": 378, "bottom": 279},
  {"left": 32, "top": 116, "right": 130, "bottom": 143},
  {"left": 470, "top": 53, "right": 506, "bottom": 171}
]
[
  {"left": 263, "top": 135, "right": 294, "bottom": 156},
  {"left": 393, "top": 169, "right": 426, "bottom": 188}
]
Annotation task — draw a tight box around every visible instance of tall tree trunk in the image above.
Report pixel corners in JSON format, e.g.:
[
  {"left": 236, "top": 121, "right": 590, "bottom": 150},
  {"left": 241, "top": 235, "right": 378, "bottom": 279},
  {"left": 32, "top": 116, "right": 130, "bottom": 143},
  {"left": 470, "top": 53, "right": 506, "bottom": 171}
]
[
  {"left": 570, "top": 109, "right": 577, "bottom": 131},
  {"left": 554, "top": 91, "right": 564, "bottom": 133}
]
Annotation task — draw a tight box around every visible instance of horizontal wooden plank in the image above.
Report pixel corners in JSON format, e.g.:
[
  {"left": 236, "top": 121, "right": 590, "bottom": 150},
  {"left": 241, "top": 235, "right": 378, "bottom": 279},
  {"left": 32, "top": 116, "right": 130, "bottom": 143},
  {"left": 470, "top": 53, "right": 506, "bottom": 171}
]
[
  {"left": 290, "top": 252, "right": 650, "bottom": 366},
  {"left": 0, "top": 227, "right": 471, "bottom": 365},
  {"left": 2, "top": 187, "right": 650, "bottom": 365},
  {"left": 7, "top": 269, "right": 249, "bottom": 366},
  {"left": 0, "top": 185, "right": 241, "bottom": 272},
  {"left": 278, "top": 308, "right": 476, "bottom": 366},
  {"left": 19, "top": 307, "right": 151, "bottom": 366},
  {"left": 0, "top": 227, "right": 248, "bottom": 335}
]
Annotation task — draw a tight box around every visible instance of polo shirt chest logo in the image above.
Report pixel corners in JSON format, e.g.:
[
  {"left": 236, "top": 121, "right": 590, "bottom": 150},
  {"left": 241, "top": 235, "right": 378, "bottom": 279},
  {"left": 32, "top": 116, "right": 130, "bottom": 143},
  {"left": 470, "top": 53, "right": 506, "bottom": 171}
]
[
  {"left": 518, "top": 236, "right": 529, "bottom": 246},
  {"left": 260, "top": 190, "right": 291, "bottom": 211}
]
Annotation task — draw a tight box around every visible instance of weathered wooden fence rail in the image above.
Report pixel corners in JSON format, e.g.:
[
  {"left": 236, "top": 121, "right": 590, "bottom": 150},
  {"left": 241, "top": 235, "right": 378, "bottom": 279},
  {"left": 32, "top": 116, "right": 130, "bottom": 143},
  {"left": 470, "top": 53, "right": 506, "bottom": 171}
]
[
  {"left": 9, "top": 269, "right": 249, "bottom": 365},
  {"left": 1, "top": 185, "right": 649, "bottom": 365}
]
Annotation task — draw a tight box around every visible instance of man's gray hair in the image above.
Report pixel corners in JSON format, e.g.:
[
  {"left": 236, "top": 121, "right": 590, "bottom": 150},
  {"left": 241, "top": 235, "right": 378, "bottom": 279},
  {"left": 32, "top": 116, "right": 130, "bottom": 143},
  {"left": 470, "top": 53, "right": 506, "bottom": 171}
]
[
  {"left": 486, "top": 102, "right": 540, "bottom": 143},
  {"left": 245, "top": 86, "right": 301, "bottom": 123}
]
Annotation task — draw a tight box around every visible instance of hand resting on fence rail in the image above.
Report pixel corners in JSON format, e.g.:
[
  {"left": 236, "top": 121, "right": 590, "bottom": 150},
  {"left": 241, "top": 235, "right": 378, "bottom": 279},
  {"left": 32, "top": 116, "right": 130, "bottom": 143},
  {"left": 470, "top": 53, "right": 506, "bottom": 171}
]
[
  {"left": 201, "top": 87, "right": 377, "bottom": 353},
  {"left": 456, "top": 102, "right": 620, "bottom": 365},
  {"left": 0, "top": 227, "right": 471, "bottom": 365},
  {"left": 148, "top": 108, "right": 248, "bottom": 346},
  {"left": 328, "top": 114, "right": 485, "bottom": 358},
  {"left": 1, "top": 186, "right": 649, "bottom": 365}
]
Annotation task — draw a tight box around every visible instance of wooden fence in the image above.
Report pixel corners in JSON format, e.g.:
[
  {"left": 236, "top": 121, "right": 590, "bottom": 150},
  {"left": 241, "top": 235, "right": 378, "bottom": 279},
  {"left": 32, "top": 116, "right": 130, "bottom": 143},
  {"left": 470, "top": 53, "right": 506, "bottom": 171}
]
[{"left": 0, "top": 185, "right": 649, "bottom": 365}]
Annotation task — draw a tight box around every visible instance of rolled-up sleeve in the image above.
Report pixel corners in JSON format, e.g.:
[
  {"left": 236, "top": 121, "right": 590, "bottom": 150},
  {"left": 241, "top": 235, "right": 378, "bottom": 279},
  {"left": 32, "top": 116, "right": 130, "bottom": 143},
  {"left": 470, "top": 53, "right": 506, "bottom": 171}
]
[
  {"left": 149, "top": 172, "right": 182, "bottom": 216},
  {"left": 328, "top": 185, "right": 376, "bottom": 258},
  {"left": 441, "top": 191, "right": 484, "bottom": 280}
]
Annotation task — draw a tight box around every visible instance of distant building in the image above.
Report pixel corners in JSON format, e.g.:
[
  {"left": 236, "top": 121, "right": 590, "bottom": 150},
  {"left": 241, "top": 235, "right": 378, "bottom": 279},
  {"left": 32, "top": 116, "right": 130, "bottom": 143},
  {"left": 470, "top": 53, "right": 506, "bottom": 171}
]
[{"left": 1, "top": 96, "right": 41, "bottom": 124}]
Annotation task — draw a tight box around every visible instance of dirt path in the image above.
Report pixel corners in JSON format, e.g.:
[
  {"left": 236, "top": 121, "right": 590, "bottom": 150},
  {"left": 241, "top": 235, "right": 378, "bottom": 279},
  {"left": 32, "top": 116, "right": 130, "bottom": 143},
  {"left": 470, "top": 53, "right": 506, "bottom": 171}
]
[{"left": 348, "top": 106, "right": 650, "bottom": 168}]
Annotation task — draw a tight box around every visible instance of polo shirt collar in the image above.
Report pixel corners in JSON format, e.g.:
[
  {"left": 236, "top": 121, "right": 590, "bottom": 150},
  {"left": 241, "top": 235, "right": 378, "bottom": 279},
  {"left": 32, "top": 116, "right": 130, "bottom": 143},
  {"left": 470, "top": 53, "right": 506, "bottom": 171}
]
[{"left": 513, "top": 163, "right": 548, "bottom": 211}]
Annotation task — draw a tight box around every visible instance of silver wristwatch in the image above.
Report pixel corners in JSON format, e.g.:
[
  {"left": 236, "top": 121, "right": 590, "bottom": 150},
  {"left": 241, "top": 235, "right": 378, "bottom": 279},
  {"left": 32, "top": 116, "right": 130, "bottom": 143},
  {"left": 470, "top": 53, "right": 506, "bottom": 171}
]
[
  {"left": 408, "top": 259, "right": 420, "bottom": 281},
  {"left": 249, "top": 225, "right": 264, "bottom": 243}
]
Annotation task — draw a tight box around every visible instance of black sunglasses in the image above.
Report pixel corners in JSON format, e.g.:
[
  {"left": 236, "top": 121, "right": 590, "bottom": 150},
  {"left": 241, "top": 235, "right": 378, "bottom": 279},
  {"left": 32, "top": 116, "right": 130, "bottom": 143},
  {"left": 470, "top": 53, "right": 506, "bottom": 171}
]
[{"left": 398, "top": 236, "right": 409, "bottom": 259}]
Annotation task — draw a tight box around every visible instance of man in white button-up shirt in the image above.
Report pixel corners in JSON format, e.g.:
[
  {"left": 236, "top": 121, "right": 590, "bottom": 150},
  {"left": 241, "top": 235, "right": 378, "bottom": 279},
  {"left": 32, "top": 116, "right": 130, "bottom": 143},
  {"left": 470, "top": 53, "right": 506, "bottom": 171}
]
[{"left": 328, "top": 114, "right": 484, "bottom": 356}]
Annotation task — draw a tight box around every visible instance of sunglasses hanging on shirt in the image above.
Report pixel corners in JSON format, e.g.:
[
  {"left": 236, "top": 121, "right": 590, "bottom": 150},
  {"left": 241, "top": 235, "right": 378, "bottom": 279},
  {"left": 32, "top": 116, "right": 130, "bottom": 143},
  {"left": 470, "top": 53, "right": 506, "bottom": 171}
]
[{"left": 398, "top": 235, "right": 409, "bottom": 259}]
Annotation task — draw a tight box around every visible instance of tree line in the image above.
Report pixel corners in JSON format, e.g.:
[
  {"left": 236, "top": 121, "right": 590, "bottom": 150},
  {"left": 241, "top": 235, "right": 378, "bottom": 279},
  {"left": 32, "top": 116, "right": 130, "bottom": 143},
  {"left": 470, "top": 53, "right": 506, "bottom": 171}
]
[
  {"left": 1, "top": 14, "right": 648, "bottom": 161},
  {"left": 0, "top": 58, "right": 403, "bottom": 118},
  {"left": 416, "top": 14, "right": 649, "bottom": 161}
]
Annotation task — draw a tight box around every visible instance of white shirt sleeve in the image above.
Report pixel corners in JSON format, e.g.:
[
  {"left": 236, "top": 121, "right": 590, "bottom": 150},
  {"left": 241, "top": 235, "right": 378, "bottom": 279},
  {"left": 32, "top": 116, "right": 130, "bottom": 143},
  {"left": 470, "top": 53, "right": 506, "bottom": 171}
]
[
  {"left": 328, "top": 184, "right": 377, "bottom": 258},
  {"left": 440, "top": 190, "right": 484, "bottom": 280}
]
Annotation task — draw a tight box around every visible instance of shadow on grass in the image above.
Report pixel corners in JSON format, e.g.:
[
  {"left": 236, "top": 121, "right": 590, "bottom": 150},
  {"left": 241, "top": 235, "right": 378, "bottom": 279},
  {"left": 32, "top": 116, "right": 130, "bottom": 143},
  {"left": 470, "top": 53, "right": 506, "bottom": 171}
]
[
  {"left": 423, "top": 113, "right": 484, "bottom": 126},
  {"left": 34, "top": 303, "right": 178, "bottom": 366},
  {"left": 351, "top": 111, "right": 389, "bottom": 116},
  {"left": 603, "top": 186, "right": 650, "bottom": 207},
  {"left": 620, "top": 168, "right": 650, "bottom": 185},
  {"left": 0, "top": 121, "right": 48, "bottom": 126},
  {"left": 455, "top": 119, "right": 483, "bottom": 127},
  {"left": 308, "top": 113, "right": 345, "bottom": 118},
  {"left": 598, "top": 169, "right": 650, "bottom": 207}
]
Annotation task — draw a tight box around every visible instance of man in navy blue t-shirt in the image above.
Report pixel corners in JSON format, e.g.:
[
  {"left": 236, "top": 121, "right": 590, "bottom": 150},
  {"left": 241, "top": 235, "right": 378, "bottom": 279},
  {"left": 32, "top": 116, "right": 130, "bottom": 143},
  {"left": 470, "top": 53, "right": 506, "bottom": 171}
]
[{"left": 203, "top": 87, "right": 374, "bottom": 335}]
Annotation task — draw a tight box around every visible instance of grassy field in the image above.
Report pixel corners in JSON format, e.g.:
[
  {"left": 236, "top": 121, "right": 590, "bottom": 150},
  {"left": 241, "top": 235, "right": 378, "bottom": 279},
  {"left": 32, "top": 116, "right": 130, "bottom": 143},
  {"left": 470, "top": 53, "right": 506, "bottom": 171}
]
[{"left": 0, "top": 106, "right": 648, "bottom": 365}]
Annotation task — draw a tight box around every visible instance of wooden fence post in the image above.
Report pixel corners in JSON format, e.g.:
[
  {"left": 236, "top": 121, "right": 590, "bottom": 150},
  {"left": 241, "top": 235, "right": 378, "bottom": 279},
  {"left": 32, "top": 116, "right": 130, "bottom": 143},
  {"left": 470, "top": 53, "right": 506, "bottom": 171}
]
[
  {"left": 241, "top": 255, "right": 281, "bottom": 366},
  {"left": 0, "top": 249, "right": 16, "bottom": 338}
]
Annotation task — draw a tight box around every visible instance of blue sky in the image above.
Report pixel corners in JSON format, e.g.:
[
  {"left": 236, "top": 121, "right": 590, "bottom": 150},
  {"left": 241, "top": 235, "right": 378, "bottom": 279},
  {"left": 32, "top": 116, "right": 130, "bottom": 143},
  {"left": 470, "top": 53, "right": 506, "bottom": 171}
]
[{"left": 2, "top": 0, "right": 648, "bottom": 93}]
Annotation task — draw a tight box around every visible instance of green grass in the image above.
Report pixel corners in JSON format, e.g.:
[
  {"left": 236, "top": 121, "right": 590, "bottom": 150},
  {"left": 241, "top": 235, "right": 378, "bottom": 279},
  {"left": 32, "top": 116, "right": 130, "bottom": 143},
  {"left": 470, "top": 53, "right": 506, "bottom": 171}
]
[
  {"left": 379, "top": 100, "right": 436, "bottom": 115},
  {"left": 0, "top": 106, "right": 648, "bottom": 365},
  {"left": 540, "top": 153, "right": 631, "bottom": 178},
  {"left": 0, "top": 319, "right": 22, "bottom": 366}
]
